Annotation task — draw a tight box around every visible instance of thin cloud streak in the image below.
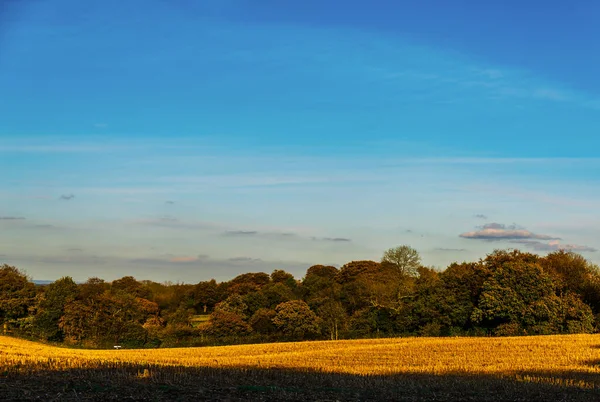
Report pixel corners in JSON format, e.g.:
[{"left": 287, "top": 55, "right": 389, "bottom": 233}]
[
  {"left": 511, "top": 240, "right": 597, "bottom": 253},
  {"left": 460, "top": 223, "right": 560, "bottom": 241}
]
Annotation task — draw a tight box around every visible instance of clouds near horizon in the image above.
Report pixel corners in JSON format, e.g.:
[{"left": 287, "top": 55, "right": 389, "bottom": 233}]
[{"left": 460, "top": 223, "right": 596, "bottom": 255}]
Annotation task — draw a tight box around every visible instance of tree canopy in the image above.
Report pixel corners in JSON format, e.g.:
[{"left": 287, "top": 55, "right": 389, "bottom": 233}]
[
  {"left": 381, "top": 245, "right": 421, "bottom": 277},
  {"left": 2, "top": 247, "right": 599, "bottom": 347}
]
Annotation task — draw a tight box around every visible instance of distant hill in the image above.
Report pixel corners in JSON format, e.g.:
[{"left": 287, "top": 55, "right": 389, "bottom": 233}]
[{"left": 32, "top": 280, "right": 54, "bottom": 285}]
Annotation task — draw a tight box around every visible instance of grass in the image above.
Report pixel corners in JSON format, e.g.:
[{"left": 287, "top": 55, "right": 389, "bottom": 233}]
[
  {"left": 2, "top": 334, "right": 600, "bottom": 400},
  {"left": 189, "top": 314, "right": 210, "bottom": 328}
]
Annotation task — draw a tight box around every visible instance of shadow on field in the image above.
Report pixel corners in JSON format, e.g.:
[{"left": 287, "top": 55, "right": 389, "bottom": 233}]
[{"left": 2, "top": 363, "right": 600, "bottom": 401}]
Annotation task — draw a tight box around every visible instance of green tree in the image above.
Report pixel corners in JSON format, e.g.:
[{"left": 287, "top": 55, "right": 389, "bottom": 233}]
[
  {"left": 262, "top": 282, "right": 296, "bottom": 308},
  {"left": 32, "top": 276, "right": 78, "bottom": 341},
  {"left": 60, "top": 289, "right": 158, "bottom": 346},
  {"left": 349, "top": 306, "right": 396, "bottom": 337},
  {"left": 192, "top": 279, "right": 221, "bottom": 313},
  {"left": 405, "top": 266, "right": 472, "bottom": 335},
  {"left": 541, "top": 251, "right": 600, "bottom": 315},
  {"left": 468, "top": 255, "right": 594, "bottom": 335},
  {"left": 215, "top": 293, "right": 248, "bottom": 317},
  {"left": 317, "top": 299, "right": 347, "bottom": 340},
  {"left": 0, "top": 265, "right": 36, "bottom": 334},
  {"left": 381, "top": 245, "right": 421, "bottom": 277}
]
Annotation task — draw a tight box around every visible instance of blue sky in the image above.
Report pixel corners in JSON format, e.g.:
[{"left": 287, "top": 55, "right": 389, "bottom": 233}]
[{"left": 1, "top": 0, "right": 599, "bottom": 282}]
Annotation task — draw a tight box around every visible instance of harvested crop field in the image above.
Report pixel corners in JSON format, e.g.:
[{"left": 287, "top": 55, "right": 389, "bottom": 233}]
[{"left": 2, "top": 334, "right": 600, "bottom": 400}]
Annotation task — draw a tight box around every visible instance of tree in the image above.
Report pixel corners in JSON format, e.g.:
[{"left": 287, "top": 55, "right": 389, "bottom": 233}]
[
  {"left": 470, "top": 258, "right": 566, "bottom": 334},
  {"left": 305, "top": 265, "right": 338, "bottom": 280},
  {"left": 317, "top": 299, "right": 347, "bottom": 340},
  {"left": 111, "top": 276, "right": 151, "bottom": 299},
  {"left": 405, "top": 266, "right": 473, "bottom": 335},
  {"left": 192, "top": 279, "right": 221, "bottom": 313},
  {"left": 32, "top": 276, "right": 78, "bottom": 341},
  {"left": 381, "top": 245, "right": 421, "bottom": 277},
  {"left": 215, "top": 294, "right": 248, "bottom": 317},
  {"left": 79, "top": 277, "right": 107, "bottom": 299},
  {"left": 270, "top": 270, "right": 296, "bottom": 287},
  {"left": 227, "top": 272, "right": 270, "bottom": 296},
  {"left": 261, "top": 282, "right": 296, "bottom": 308},
  {"left": 0, "top": 265, "right": 36, "bottom": 334},
  {"left": 272, "top": 300, "right": 321, "bottom": 339},
  {"left": 59, "top": 300, "right": 96, "bottom": 343},
  {"left": 540, "top": 251, "right": 600, "bottom": 314},
  {"left": 302, "top": 265, "right": 340, "bottom": 302},
  {"left": 336, "top": 261, "right": 379, "bottom": 284},
  {"left": 206, "top": 310, "right": 251, "bottom": 337},
  {"left": 249, "top": 308, "right": 277, "bottom": 335},
  {"left": 60, "top": 288, "right": 158, "bottom": 346}
]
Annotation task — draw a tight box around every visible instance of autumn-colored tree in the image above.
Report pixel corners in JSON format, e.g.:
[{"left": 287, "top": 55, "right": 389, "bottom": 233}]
[
  {"left": 305, "top": 265, "right": 338, "bottom": 280},
  {"left": 335, "top": 261, "right": 380, "bottom": 284},
  {"left": 302, "top": 265, "right": 339, "bottom": 302},
  {"left": 270, "top": 270, "right": 296, "bottom": 289},
  {"left": 59, "top": 300, "right": 96, "bottom": 343},
  {"left": 60, "top": 288, "right": 159, "bottom": 346},
  {"left": 111, "top": 276, "right": 152, "bottom": 299},
  {"left": 206, "top": 310, "right": 251, "bottom": 337},
  {"left": 78, "top": 277, "right": 108, "bottom": 300},
  {"left": 272, "top": 300, "right": 321, "bottom": 339},
  {"left": 227, "top": 272, "right": 270, "bottom": 296}
]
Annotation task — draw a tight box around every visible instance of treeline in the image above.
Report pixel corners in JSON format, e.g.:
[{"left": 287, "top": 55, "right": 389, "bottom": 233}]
[{"left": 1, "top": 247, "right": 600, "bottom": 348}]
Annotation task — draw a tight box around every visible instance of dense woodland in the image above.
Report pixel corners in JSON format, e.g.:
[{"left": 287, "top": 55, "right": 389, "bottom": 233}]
[{"left": 1, "top": 247, "right": 599, "bottom": 348}]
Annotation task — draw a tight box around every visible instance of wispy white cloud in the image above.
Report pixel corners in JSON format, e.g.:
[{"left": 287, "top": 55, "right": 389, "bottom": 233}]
[
  {"left": 511, "top": 240, "right": 596, "bottom": 253},
  {"left": 460, "top": 223, "right": 560, "bottom": 241}
]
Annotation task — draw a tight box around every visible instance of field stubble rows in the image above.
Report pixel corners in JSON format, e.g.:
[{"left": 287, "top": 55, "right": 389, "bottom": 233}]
[{"left": 2, "top": 334, "right": 600, "bottom": 400}]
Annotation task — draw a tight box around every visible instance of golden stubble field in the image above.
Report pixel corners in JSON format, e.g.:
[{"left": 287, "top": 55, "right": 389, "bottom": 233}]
[{"left": 2, "top": 334, "right": 600, "bottom": 400}]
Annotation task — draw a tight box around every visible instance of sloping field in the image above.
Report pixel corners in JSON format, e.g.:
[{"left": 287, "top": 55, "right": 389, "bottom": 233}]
[{"left": 2, "top": 334, "right": 600, "bottom": 400}]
